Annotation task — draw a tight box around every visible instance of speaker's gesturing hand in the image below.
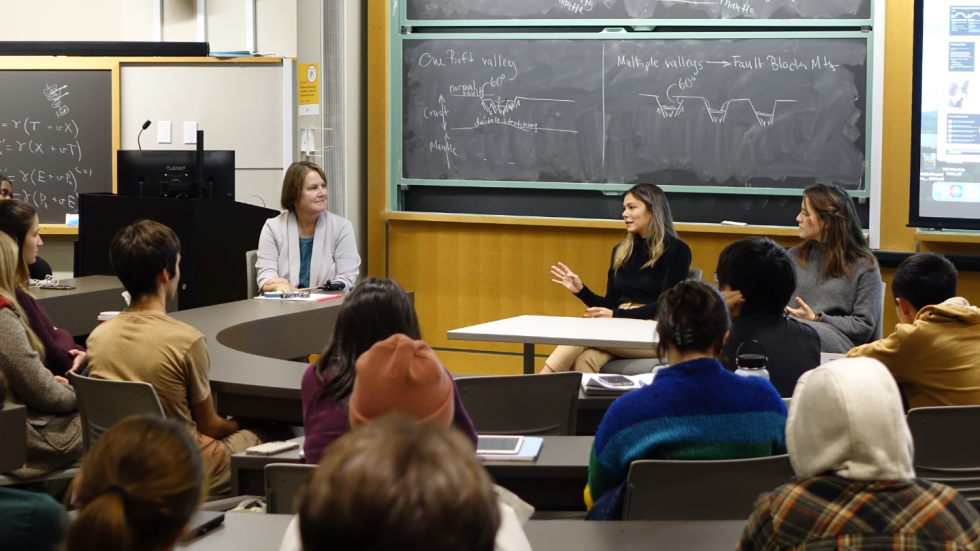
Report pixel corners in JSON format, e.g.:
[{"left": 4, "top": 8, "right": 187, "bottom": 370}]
[{"left": 550, "top": 262, "right": 583, "bottom": 294}]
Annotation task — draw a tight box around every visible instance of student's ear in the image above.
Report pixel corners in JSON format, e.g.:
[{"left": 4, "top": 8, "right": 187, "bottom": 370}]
[
  {"left": 895, "top": 297, "right": 918, "bottom": 324},
  {"left": 158, "top": 266, "right": 172, "bottom": 286}
]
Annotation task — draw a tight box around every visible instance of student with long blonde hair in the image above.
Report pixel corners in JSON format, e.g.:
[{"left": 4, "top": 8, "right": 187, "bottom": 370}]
[
  {"left": 787, "top": 184, "right": 882, "bottom": 351},
  {"left": 66, "top": 415, "right": 205, "bottom": 551},
  {"left": 545, "top": 184, "right": 691, "bottom": 373},
  {"left": 0, "top": 232, "right": 81, "bottom": 478}
]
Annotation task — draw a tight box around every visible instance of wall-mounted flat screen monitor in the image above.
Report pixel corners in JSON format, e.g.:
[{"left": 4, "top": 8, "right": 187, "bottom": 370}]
[
  {"left": 911, "top": 0, "right": 980, "bottom": 230},
  {"left": 116, "top": 150, "right": 235, "bottom": 200}
]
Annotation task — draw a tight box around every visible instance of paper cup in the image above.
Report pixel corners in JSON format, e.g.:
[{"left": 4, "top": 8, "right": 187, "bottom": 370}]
[{"left": 98, "top": 311, "right": 120, "bottom": 324}]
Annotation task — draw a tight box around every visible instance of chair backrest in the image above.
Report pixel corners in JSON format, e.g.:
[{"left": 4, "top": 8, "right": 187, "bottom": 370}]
[
  {"left": 265, "top": 463, "right": 316, "bottom": 514},
  {"left": 246, "top": 249, "right": 259, "bottom": 298},
  {"left": 455, "top": 372, "right": 581, "bottom": 436},
  {"left": 68, "top": 372, "right": 165, "bottom": 452},
  {"left": 782, "top": 397, "right": 791, "bottom": 409},
  {"left": 871, "top": 281, "right": 886, "bottom": 342},
  {"left": 908, "top": 406, "right": 980, "bottom": 505},
  {"left": 623, "top": 454, "right": 795, "bottom": 520},
  {"left": 687, "top": 268, "right": 703, "bottom": 281},
  {"left": 0, "top": 404, "right": 27, "bottom": 474}
]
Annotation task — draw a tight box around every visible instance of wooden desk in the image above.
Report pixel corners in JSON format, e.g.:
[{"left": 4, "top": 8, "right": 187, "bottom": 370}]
[
  {"left": 230, "top": 435, "right": 593, "bottom": 510},
  {"left": 449, "top": 315, "right": 657, "bottom": 374},
  {"left": 525, "top": 519, "right": 747, "bottom": 551},
  {"left": 177, "top": 514, "right": 746, "bottom": 551}
]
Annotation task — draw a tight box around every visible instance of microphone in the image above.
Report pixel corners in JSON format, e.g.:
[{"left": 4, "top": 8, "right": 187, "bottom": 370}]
[{"left": 138, "top": 120, "right": 151, "bottom": 151}]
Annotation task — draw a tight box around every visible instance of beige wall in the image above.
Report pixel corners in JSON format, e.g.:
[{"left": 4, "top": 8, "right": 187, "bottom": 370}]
[{"left": 3, "top": 0, "right": 298, "bottom": 57}]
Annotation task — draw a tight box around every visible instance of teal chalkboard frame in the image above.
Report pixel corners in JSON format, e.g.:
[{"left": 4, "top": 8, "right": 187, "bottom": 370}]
[
  {"left": 389, "top": 30, "right": 875, "bottom": 210},
  {"left": 399, "top": 0, "right": 874, "bottom": 28}
]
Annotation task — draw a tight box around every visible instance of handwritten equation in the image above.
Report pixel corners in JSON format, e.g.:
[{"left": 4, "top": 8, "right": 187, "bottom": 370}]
[{"left": 0, "top": 83, "right": 97, "bottom": 217}]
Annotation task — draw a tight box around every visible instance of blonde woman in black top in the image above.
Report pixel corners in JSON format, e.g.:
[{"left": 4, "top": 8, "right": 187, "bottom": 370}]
[{"left": 543, "top": 184, "right": 692, "bottom": 373}]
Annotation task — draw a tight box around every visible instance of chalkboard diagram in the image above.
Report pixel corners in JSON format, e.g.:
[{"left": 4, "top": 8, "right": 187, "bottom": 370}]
[
  {"left": 401, "top": 37, "right": 868, "bottom": 190},
  {"left": 0, "top": 71, "right": 113, "bottom": 224},
  {"left": 406, "top": 0, "right": 872, "bottom": 21}
]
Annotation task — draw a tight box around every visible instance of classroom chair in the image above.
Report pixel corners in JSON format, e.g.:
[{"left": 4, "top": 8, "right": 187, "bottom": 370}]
[
  {"left": 871, "top": 282, "right": 887, "bottom": 342},
  {"left": 265, "top": 463, "right": 316, "bottom": 514},
  {"left": 246, "top": 249, "right": 260, "bottom": 299},
  {"left": 622, "top": 454, "right": 795, "bottom": 520},
  {"left": 455, "top": 372, "right": 581, "bottom": 436},
  {"left": 907, "top": 405, "right": 980, "bottom": 509},
  {"left": 687, "top": 268, "right": 703, "bottom": 280},
  {"left": 67, "top": 372, "right": 165, "bottom": 452},
  {"left": 0, "top": 402, "right": 79, "bottom": 487},
  {"left": 0, "top": 404, "right": 27, "bottom": 474}
]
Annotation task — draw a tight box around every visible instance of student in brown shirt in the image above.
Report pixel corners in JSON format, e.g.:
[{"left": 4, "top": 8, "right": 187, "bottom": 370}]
[
  {"left": 87, "top": 220, "right": 286, "bottom": 494},
  {"left": 847, "top": 253, "right": 980, "bottom": 408}
]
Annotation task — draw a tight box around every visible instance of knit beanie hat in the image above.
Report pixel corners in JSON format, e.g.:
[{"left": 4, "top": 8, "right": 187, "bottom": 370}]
[{"left": 348, "top": 334, "right": 455, "bottom": 429}]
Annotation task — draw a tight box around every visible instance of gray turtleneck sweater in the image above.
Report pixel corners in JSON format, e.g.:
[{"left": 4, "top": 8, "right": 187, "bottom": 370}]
[{"left": 787, "top": 243, "right": 883, "bottom": 350}]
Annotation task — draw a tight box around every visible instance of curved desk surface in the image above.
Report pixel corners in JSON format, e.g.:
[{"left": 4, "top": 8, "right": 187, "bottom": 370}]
[
  {"left": 169, "top": 294, "right": 347, "bottom": 422},
  {"left": 37, "top": 278, "right": 609, "bottom": 429}
]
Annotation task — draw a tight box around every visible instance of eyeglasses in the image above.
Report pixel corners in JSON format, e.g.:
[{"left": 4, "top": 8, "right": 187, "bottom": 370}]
[
  {"left": 0, "top": 189, "right": 11, "bottom": 198},
  {"left": 275, "top": 290, "right": 310, "bottom": 298},
  {"left": 713, "top": 271, "right": 718, "bottom": 283}
]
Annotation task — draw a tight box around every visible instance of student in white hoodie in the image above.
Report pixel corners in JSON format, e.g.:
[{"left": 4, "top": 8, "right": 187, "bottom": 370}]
[
  {"left": 737, "top": 357, "right": 980, "bottom": 551},
  {"left": 847, "top": 253, "right": 980, "bottom": 408}
]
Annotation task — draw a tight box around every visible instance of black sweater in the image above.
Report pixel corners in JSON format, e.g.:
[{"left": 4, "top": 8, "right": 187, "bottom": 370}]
[
  {"left": 575, "top": 234, "right": 692, "bottom": 320},
  {"left": 720, "top": 314, "right": 821, "bottom": 397}
]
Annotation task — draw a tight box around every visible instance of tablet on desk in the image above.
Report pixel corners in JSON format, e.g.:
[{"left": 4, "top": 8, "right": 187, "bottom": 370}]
[{"left": 477, "top": 435, "right": 524, "bottom": 455}]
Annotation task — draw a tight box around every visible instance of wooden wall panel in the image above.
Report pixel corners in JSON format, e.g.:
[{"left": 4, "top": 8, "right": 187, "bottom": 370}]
[{"left": 368, "top": 0, "right": 975, "bottom": 376}]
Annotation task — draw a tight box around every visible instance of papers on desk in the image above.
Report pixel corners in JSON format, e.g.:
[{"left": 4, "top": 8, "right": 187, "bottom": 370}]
[
  {"left": 254, "top": 294, "right": 341, "bottom": 302},
  {"left": 580, "top": 373, "right": 658, "bottom": 396},
  {"left": 478, "top": 437, "right": 543, "bottom": 462}
]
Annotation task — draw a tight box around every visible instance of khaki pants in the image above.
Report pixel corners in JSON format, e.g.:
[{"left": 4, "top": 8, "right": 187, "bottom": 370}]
[
  {"left": 199, "top": 424, "right": 296, "bottom": 495},
  {"left": 544, "top": 302, "right": 659, "bottom": 374}
]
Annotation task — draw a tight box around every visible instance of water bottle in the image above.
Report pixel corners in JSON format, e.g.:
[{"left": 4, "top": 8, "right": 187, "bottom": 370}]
[{"left": 734, "top": 340, "right": 769, "bottom": 380}]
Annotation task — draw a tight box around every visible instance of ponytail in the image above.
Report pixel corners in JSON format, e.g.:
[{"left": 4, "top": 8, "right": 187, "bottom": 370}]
[
  {"left": 656, "top": 280, "right": 730, "bottom": 359},
  {"left": 68, "top": 491, "right": 132, "bottom": 551},
  {"left": 66, "top": 416, "right": 205, "bottom": 551}
]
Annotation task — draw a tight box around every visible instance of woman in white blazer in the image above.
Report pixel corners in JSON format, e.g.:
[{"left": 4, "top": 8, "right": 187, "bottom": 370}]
[{"left": 257, "top": 162, "right": 360, "bottom": 293}]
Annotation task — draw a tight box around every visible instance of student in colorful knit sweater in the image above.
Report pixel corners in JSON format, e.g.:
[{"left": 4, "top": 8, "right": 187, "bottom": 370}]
[
  {"left": 737, "top": 357, "right": 980, "bottom": 550},
  {"left": 585, "top": 280, "right": 787, "bottom": 519}
]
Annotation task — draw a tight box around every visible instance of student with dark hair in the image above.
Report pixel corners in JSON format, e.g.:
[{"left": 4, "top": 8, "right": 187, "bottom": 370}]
[
  {"left": 717, "top": 237, "right": 821, "bottom": 396},
  {"left": 283, "top": 336, "right": 531, "bottom": 551},
  {"left": 301, "top": 277, "right": 476, "bottom": 464},
  {"left": 545, "top": 183, "right": 692, "bottom": 373},
  {"left": 585, "top": 280, "right": 786, "bottom": 520},
  {"left": 0, "top": 200, "right": 85, "bottom": 377},
  {"left": 296, "top": 416, "right": 500, "bottom": 551},
  {"left": 257, "top": 161, "right": 360, "bottom": 293},
  {"left": 0, "top": 232, "right": 81, "bottom": 479},
  {"left": 847, "top": 253, "right": 980, "bottom": 408},
  {"left": 0, "top": 179, "right": 54, "bottom": 280},
  {"left": 737, "top": 358, "right": 980, "bottom": 551},
  {"left": 87, "top": 220, "right": 288, "bottom": 495},
  {"left": 787, "top": 183, "right": 882, "bottom": 350},
  {"left": 66, "top": 415, "right": 205, "bottom": 551}
]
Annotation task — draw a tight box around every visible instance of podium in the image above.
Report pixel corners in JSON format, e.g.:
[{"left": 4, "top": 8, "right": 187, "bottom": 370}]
[{"left": 77, "top": 194, "right": 279, "bottom": 310}]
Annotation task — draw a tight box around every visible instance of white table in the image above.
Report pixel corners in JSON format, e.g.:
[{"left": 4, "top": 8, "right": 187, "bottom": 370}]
[{"left": 448, "top": 315, "right": 658, "bottom": 374}]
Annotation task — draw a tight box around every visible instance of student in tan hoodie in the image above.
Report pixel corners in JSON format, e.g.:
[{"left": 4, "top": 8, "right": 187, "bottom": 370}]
[{"left": 846, "top": 253, "right": 980, "bottom": 408}]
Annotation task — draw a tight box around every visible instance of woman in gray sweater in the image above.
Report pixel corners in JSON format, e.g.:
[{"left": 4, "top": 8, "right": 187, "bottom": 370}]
[
  {"left": 786, "top": 184, "right": 883, "bottom": 352},
  {"left": 0, "top": 233, "right": 80, "bottom": 478}
]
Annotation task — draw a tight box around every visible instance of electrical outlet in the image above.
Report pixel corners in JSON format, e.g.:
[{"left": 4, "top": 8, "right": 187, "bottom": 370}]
[
  {"left": 158, "top": 121, "right": 171, "bottom": 144},
  {"left": 184, "top": 122, "right": 197, "bottom": 144}
]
